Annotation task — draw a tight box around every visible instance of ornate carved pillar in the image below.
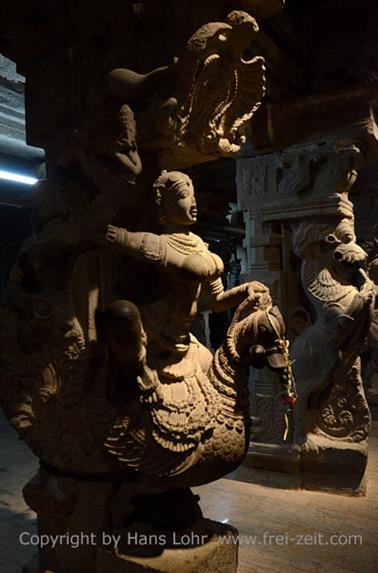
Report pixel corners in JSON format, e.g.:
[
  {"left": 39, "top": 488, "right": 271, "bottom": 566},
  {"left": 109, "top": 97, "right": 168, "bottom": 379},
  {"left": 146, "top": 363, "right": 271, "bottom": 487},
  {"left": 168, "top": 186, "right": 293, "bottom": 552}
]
[
  {"left": 1, "top": 5, "right": 293, "bottom": 573},
  {"left": 237, "top": 141, "right": 374, "bottom": 493}
]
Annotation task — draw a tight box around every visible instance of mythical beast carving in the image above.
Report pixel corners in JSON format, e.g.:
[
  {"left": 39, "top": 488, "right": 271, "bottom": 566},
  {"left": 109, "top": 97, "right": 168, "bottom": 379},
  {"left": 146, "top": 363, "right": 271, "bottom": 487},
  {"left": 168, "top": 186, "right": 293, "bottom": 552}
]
[
  {"left": 107, "top": 10, "right": 265, "bottom": 168},
  {"left": 291, "top": 198, "right": 374, "bottom": 449}
]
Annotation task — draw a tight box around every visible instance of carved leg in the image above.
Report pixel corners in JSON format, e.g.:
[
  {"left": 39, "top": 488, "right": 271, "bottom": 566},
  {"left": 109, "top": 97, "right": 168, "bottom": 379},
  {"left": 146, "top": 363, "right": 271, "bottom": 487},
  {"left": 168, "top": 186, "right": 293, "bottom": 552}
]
[{"left": 95, "top": 300, "right": 146, "bottom": 368}]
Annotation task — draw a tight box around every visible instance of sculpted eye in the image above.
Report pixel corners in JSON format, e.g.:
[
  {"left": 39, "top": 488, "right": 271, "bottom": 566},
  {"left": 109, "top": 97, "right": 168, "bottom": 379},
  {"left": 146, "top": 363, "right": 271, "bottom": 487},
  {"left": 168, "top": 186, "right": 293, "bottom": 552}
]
[{"left": 326, "top": 234, "right": 337, "bottom": 243}]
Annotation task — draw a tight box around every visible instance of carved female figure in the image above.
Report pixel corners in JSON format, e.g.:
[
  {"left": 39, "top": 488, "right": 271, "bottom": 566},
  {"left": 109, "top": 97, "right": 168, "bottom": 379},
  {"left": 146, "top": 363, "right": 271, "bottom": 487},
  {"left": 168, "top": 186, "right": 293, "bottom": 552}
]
[
  {"left": 91, "top": 171, "right": 290, "bottom": 491},
  {"left": 100, "top": 170, "right": 267, "bottom": 369}
]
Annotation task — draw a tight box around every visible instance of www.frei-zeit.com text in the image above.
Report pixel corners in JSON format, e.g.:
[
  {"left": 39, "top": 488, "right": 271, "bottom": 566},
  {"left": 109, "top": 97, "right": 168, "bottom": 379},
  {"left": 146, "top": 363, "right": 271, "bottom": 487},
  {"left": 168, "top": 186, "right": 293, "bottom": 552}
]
[{"left": 18, "top": 531, "right": 363, "bottom": 549}]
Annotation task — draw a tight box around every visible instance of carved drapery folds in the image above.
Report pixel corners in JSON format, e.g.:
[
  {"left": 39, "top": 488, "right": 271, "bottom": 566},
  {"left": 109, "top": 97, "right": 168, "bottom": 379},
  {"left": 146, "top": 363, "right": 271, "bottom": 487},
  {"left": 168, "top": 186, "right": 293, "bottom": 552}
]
[{"left": 237, "top": 141, "right": 374, "bottom": 492}]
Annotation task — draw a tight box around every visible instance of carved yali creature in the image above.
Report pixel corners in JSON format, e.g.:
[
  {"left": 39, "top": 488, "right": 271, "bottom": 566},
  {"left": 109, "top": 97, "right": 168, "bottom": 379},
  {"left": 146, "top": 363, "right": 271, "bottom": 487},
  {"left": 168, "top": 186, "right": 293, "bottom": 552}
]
[
  {"left": 107, "top": 10, "right": 265, "bottom": 166},
  {"left": 291, "top": 211, "right": 374, "bottom": 448}
]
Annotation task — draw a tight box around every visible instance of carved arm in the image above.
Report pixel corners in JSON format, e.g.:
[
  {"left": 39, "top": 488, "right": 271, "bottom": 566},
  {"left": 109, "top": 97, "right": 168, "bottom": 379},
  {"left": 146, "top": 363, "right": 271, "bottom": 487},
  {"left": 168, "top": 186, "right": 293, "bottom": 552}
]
[
  {"left": 102, "top": 225, "right": 185, "bottom": 271},
  {"left": 203, "top": 279, "right": 271, "bottom": 313}
]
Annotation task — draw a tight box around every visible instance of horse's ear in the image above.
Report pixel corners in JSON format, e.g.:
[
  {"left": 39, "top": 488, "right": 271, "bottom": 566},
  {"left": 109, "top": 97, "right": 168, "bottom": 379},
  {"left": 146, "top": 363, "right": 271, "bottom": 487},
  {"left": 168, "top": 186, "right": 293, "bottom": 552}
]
[{"left": 270, "top": 305, "right": 286, "bottom": 335}]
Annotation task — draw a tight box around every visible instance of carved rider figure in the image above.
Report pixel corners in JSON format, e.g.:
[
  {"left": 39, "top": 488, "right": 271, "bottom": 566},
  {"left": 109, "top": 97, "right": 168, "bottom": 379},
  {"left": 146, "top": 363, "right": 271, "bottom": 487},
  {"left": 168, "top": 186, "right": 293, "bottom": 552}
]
[{"left": 99, "top": 170, "right": 268, "bottom": 366}]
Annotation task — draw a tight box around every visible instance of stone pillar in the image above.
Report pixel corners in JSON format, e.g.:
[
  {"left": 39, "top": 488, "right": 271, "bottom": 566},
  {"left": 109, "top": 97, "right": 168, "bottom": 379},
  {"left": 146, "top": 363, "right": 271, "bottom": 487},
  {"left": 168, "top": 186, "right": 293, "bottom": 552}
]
[
  {"left": 1, "top": 5, "right": 275, "bottom": 572},
  {"left": 237, "top": 141, "right": 374, "bottom": 493}
]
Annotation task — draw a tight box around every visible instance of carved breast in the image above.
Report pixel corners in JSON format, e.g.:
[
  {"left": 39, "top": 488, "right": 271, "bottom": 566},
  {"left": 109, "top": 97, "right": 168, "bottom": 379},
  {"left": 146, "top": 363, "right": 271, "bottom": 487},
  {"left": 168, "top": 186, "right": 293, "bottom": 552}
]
[{"left": 181, "top": 251, "right": 224, "bottom": 282}]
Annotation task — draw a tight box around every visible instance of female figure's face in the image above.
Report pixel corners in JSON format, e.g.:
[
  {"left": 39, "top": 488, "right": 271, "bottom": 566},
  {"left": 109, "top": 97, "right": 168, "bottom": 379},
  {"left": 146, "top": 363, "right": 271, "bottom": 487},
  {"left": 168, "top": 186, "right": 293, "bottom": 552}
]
[{"left": 162, "top": 176, "right": 198, "bottom": 227}]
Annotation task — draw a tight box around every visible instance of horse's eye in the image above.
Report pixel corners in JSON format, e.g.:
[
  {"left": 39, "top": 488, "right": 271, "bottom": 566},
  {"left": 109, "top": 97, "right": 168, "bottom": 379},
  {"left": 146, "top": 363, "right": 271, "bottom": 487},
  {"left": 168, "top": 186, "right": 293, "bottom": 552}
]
[{"left": 259, "top": 325, "right": 268, "bottom": 334}]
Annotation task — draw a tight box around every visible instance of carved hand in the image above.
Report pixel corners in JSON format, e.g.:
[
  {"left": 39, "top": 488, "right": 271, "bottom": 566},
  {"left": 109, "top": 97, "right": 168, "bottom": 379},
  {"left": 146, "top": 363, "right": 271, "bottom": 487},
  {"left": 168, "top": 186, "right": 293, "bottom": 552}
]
[
  {"left": 359, "top": 277, "right": 375, "bottom": 306},
  {"left": 246, "top": 281, "right": 272, "bottom": 309}
]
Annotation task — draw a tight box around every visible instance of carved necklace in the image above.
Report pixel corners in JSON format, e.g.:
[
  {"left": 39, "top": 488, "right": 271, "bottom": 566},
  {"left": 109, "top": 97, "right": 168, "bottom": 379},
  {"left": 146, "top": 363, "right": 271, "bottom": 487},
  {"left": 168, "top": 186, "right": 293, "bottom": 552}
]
[
  {"left": 165, "top": 232, "right": 207, "bottom": 255},
  {"left": 303, "top": 261, "right": 353, "bottom": 303}
]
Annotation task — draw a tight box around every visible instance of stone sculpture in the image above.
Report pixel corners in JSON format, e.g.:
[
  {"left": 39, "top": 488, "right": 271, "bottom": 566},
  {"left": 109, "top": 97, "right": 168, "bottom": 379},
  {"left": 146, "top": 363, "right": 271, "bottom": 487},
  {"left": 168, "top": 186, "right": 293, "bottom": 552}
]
[
  {"left": 291, "top": 206, "right": 373, "bottom": 447},
  {"left": 362, "top": 237, "right": 378, "bottom": 400},
  {"left": 0, "top": 169, "right": 292, "bottom": 572},
  {"left": 288, "top": 160, "right": 374, "bottom": 492},
  {"left": 237, "top": 141, "right": 374, "bottom": 491},
  {"left": 103, "top": 10, "right": 266, "bottom": 169},
  {"left": 0, "top": 10, "right": 293, "bottom": 572}
]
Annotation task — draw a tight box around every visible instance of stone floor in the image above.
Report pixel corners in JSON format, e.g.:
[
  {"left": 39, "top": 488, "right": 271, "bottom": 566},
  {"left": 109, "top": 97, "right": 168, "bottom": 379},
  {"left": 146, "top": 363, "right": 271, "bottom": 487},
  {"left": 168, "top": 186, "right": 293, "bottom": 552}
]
[
  {"left": 0, "top": 411, "right": 377, "bottom": 573},
  {"left": 0, "top": 414, "right": 38, "bottom": 572}
]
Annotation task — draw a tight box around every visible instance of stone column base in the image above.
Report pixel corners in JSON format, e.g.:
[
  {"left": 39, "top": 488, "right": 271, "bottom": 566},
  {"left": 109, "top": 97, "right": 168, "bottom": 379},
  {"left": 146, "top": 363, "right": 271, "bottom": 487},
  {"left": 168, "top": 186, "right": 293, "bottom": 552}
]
[
  {"left": 300, "top": 435, "right": 368, "bottom": 496},
  {"left": 243, "top": 436, "right": 368, "bottom": 496},
  {"left": 22, "top": 469, "right": 238, "bottom": 573}
]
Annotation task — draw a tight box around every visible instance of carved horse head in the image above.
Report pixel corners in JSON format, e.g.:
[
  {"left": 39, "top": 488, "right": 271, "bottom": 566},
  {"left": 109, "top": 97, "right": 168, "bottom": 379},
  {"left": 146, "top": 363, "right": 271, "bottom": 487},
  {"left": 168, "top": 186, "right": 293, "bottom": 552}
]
[
  {"left": 224, "top": 296, "right": 296, "bottom": 408},
  {"left": 226, "top": 296, "right": 286, "bottom": 369}
]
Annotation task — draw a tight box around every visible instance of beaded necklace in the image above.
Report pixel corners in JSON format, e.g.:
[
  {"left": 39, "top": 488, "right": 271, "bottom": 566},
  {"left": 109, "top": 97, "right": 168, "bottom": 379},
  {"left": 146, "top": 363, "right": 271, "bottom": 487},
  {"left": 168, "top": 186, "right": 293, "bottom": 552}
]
[{"left": 165, "top": 232, "right": 207, "bottom": 255}]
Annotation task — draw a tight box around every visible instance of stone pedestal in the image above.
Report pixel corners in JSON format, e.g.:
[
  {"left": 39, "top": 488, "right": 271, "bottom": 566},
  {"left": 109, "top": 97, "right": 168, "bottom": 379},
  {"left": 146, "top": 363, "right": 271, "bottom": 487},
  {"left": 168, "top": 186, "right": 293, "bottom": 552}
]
[
  {"left": 22, "top": 469, "right": 238, "bottom": 573},
  {"left": 300, "top": 436, "right": 368, "bottom": 496}
]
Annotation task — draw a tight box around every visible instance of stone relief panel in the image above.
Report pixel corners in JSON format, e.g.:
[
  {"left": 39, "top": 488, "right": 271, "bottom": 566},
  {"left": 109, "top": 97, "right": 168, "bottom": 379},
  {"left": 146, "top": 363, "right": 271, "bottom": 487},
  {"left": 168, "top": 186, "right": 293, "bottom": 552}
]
[{"left": 291, "top": 204, "right": 373, "bottom": 448}]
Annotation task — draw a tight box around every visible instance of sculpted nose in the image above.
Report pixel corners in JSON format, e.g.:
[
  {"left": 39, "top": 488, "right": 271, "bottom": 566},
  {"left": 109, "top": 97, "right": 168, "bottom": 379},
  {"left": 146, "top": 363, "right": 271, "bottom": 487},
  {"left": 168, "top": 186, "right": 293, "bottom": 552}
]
[{"left": 334, "top": 243, "right": 367, "bottom": 266}]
